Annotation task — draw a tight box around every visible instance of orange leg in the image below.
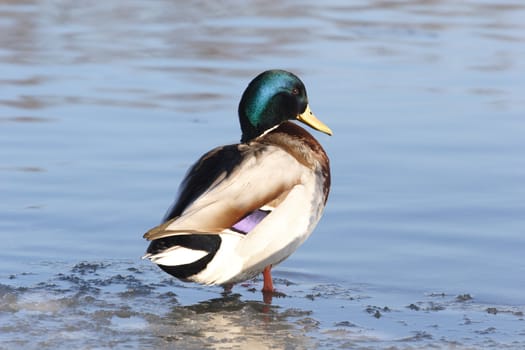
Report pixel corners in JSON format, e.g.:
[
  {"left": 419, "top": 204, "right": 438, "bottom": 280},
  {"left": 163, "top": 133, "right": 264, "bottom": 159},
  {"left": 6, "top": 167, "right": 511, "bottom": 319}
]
[{"left": 262, "top": 265, "right": 274, "bottom": 292}]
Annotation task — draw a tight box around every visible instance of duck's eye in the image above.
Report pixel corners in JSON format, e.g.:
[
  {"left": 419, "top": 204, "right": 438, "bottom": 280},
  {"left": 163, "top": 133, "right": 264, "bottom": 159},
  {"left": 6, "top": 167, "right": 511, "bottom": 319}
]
[{"left": 291, "top": 88, "right": 299, "bottom": 95}]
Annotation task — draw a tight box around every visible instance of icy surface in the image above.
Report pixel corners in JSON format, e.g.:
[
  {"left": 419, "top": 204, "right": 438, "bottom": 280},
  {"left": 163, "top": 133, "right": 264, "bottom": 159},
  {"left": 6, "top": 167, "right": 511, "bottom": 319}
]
[{"left": 1, "top": 261, "right": 524, "bottom": 349}]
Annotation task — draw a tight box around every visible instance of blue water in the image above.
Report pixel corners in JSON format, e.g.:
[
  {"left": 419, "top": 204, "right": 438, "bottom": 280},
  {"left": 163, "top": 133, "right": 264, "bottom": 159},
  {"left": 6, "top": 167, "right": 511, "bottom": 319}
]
[{"left": 1, "top": 1, "right": 525, "bottom": 348}]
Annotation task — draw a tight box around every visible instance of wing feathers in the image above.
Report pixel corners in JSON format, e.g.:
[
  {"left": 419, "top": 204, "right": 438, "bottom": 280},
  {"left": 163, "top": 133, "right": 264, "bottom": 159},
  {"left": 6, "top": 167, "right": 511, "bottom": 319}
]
[{"left": 144, "top": 143, "right": 306, "bottom": 241}]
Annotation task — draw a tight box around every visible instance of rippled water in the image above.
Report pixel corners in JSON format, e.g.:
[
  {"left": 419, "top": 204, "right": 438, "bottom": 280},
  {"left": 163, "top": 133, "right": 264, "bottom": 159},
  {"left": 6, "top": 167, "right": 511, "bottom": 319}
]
[{"left": 1, "top": 1, "right": 525, "bottom": 349}]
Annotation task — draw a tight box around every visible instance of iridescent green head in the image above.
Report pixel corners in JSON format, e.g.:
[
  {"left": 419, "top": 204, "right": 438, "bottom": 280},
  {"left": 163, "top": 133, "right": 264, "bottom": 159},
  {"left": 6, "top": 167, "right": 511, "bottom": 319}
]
[{"left": 238, "top": 70, "right": 332, "bottom": 143}]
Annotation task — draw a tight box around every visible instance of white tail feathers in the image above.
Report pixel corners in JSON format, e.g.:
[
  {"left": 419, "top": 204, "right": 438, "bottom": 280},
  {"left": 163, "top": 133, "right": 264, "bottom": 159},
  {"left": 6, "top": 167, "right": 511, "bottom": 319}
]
[{"left": 143, "top": 246, "right": 208, "bottom": 266}]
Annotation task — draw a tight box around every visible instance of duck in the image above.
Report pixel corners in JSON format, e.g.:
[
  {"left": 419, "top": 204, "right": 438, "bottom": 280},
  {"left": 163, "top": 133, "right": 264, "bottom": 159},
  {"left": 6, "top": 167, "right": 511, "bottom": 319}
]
[{"left": 142, "top": 69, "right": 332, "bottom": 294}]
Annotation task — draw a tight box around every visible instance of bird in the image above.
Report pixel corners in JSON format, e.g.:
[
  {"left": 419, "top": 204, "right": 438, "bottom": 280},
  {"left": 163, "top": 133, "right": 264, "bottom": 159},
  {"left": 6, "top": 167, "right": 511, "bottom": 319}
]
[{"left": 142, "top": 69, "right": 331, "bottom": 295}]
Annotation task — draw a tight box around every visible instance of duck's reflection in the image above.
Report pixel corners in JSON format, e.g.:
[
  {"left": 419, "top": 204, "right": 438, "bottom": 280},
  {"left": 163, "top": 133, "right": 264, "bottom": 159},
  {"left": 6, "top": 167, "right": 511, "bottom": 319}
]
[{"left": 147, "top": 293, "right": 315, "bottom": 349}]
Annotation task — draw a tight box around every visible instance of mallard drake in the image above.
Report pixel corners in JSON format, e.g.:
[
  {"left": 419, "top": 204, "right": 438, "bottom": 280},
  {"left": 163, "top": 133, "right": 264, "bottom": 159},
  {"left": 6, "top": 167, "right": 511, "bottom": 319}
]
[{"left": 143, "top": 69, "right": 331, "bottom": 293}]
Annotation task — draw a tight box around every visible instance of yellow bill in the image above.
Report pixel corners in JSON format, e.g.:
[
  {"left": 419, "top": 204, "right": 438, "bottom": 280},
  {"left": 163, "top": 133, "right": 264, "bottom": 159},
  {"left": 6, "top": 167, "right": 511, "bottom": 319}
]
[{"left": 296, "top": 104, "right": 333, "bottom": 136}]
